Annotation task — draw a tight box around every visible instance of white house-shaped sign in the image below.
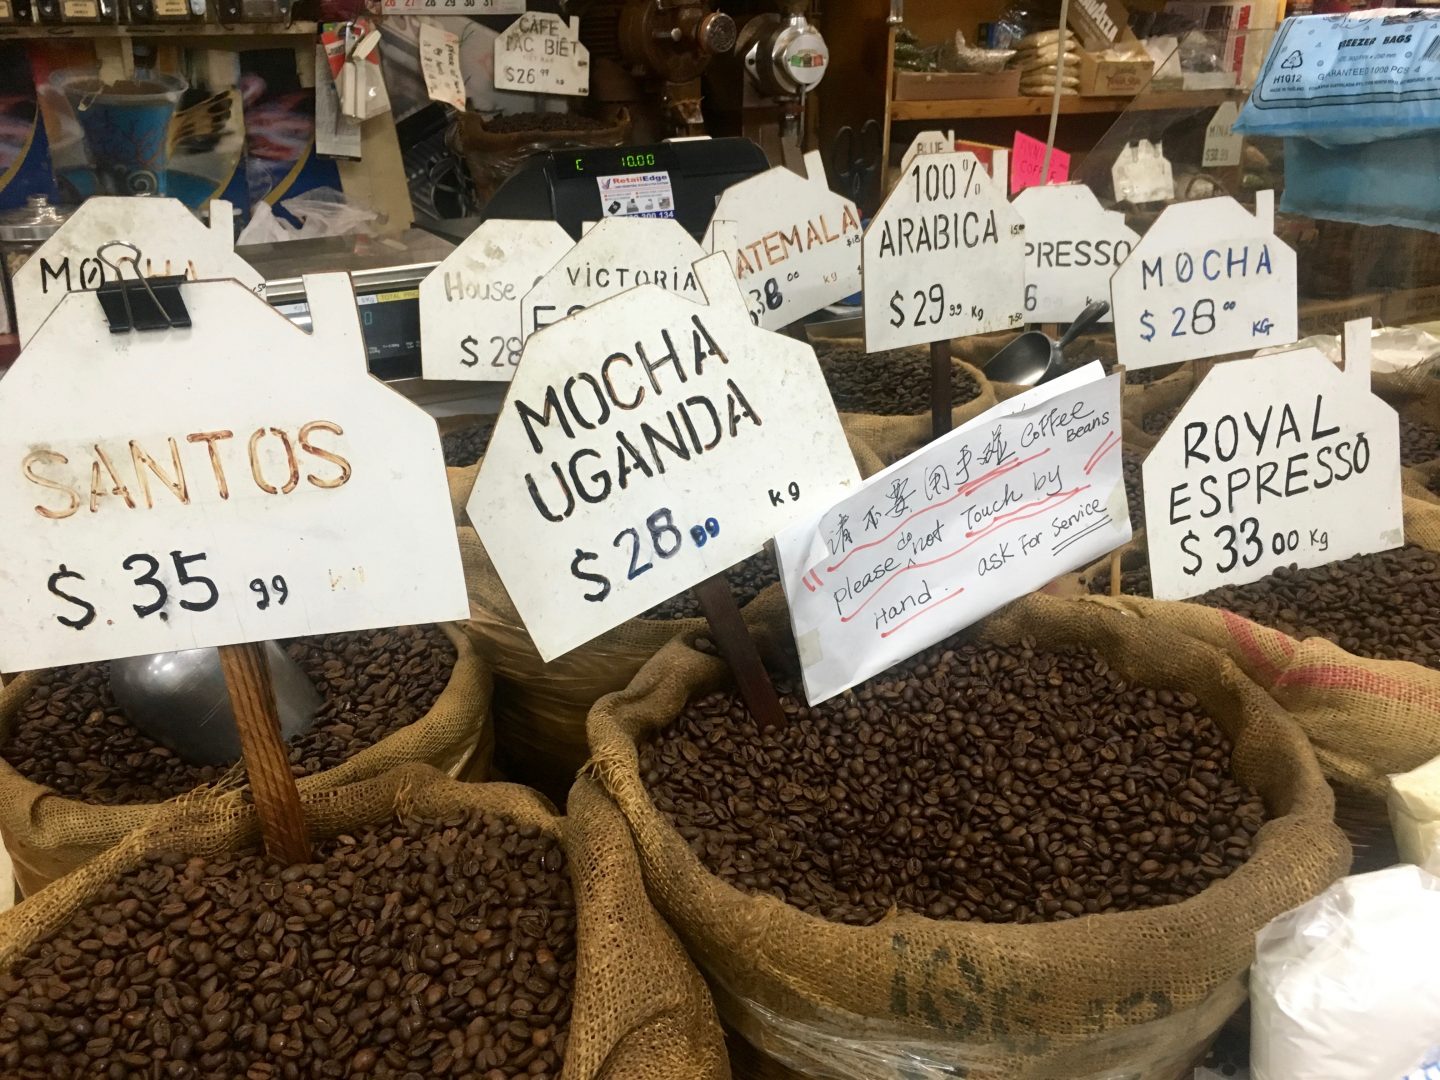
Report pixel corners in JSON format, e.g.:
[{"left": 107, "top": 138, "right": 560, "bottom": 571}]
[{"left": 1013, "top": 183, "right": 1137, "bottom": 324}]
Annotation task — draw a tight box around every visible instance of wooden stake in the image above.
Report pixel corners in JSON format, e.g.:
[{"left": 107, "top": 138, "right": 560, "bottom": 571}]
[
  {"left": 930, "top": 338, "right": 953, "bottom": 440},
  {"left": 692, "top": 572, "right": 786, "bottom": 731},
  {"left": 218, "top": 642, "right": 312, "bottom": 863},
  {"left": 1112, "top": 359, "right": 1128, "bottom": 599}
]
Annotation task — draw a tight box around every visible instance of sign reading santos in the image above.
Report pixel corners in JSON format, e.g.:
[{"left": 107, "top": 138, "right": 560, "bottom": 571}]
[{"left": 468, "top": 253, "right": 860, "bottom": 662}]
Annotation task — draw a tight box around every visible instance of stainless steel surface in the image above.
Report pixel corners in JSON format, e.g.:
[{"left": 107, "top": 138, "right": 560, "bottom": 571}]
[
  {"left": 0, "top": 195, "right": 73, "bottom": 246},
  {"left": 241, "top": 227, "right": 455, "bottom": 305},
  {"left": 110, "top": 642, "right": 321, "bottom": 767}
]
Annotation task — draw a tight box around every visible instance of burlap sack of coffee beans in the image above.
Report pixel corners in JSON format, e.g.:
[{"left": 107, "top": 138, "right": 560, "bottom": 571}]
[
  {"left": 457, "top": 434, "right": 884, "bottom": 805},
  {"left": 0, "top": 764, "right": 729, "bottom": 1079},
  {"left": 1080, "top": 495, "right": 1440, "bottom": 807},
  {"left": 589, "top": 590, "right": 1346, "bottom": 1079},
  {"left": 809, "top": 339, "right": 996, "bottom": 464},
  {"left": 0, "top": 624, "right": 491, "bottom": 897}
]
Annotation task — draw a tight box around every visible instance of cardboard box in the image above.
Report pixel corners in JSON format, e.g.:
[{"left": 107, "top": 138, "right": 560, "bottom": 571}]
[
  {"left": 1068, "top": 0, "right": 1133, "bottom": 52},
  {"left": 1385, "top": 286, "right": 1440, "bottom": 329},
  {"left": 1298, "top": 293, "right": 1388, "bottom": 337},
  {"left": 1078, "top": 51, "right": 1155, "bottom": 95},
  {"left": 893, "top": 69, "right": 1022, "bottom": 101}
]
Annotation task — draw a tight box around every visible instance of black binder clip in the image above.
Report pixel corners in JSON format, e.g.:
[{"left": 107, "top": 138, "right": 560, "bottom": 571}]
[{"left": 95, "top": 240, "right": 192, "bottom": 334}]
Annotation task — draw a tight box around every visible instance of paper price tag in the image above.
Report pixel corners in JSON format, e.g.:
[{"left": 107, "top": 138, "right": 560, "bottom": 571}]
[
  {"left": 863, "top": 151, "right": 1026, "bottom": 352},
  {"left": 1010, "top": 132, "right": 1070, "bottom": 195},
  {"left": 468, "top": 254, "right": 860, "bottom": 662},
  {"left": 1013, "top": 184, "right": 1136, "bottom": 324},
  {"left": 0, "top": 275, "right": 468, "bottom": 672},
  {"left": 419, "top": 22, "right": 467, "bottom": 111},
  {"left": 520, "top": 216, "right": 711, "bottom": 340},
  {"left": 494, "top": 12, "right": 590, "bottom": 97},
  {"left": 13, "top": 197, "right": 261, "bottom": 346},
  {"left": 381, "top": 0, "right": 522, "bottom": 15},
  {"left": 706, "top": 151, "right": 861, "bottom": 331},
  {"left": 1143, "top": 321, "right": 1403, "bottom": 600},
  {"left": 899, "top": 129, "right": 956, "bottom": 173},
  {"left": 1203, "top": 102, "right": 1243, "bottom": 168},
  {"left": 1112, "top": 140, "right": 1174, "bottom": 205},
  {"left": 420, "top": 219, "right": 572, "bottom": 382},
  {"left": 777, "top": 364, "right": 1130, "bottom": 704},
  {"left": 1110, "top": 192, "right": 1297, "bottom": 370}
]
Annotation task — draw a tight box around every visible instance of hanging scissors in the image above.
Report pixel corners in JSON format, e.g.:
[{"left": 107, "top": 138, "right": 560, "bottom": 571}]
[{"left": 829, "top": 117, "right": 883, "bottom": 216}]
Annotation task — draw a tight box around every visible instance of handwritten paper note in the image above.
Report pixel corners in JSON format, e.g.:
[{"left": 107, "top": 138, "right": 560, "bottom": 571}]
[
  {"left": 1010, "top": 131, "right": 1070, "bottom": 195},
  {"left": 777, "top": 364, "right": 1130, "bottom": 703}
]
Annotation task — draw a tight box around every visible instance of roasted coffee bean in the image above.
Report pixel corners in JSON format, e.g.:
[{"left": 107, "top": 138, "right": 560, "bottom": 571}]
[
  {"left": 1142, "top": 402, "right": 1183, "bottom": 436},
  {"left": 815, "top": 343, "right": 980, "bottom": 416},
  {"left": 483, "top": 112, "right": 609, "bottom": 135},
  {"left": 640, "top": 635, "right": 1265, "bottom": 927},
  {"left": 1086, "top": 544, "right": 1440, "bottom": 669},
  {"left": 1122, "top": 447, "right": 1145, "bottom": 530},
  {"left": 2, "top": 625, "right": 456, "bottom": 805},
  {"left": 1400, "top": 416, "right": 1440, "bottom": 467},
  {"left": 0, "top": 809, "right": 574, "bottom": 1078},
  {"left": 442, "top": 417, "right": 498, "bottom": 468},
  {"left": 642, "top": 549, "right": 781, "bottom": 621}
]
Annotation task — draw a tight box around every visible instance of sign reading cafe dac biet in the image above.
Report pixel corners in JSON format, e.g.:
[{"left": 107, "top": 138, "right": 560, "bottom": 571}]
[
  {"left": 0, "top": 274, "right": 469, "bottom": 673},
  {"left": 468, "top": 253, "right": 862, "bottom": 662}
]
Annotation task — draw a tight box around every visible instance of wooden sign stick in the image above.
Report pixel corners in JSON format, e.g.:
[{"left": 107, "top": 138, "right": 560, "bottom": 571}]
[
  {"left": 1112, "top": 361, "right": 1127, "bottom": 598},
  {"left": 930, "top": 339, "right": 953, "bottom": 440},
  {"left": 693, "top": 572, "right": 786, "bottom": 731},
  {"left": 217, "top": 642, "right": 312, "bottom": 863}
]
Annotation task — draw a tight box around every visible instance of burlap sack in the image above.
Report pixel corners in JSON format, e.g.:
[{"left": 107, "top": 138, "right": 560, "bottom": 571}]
[
  {"left": 0, "top": 764, "right": 729, "bottom": 1080},
  {"left": 0, "top": 623, "right": 491, "bottom": 897},
  {"left": 459, "top": 434, "right": 884, "bottom": 804},
  {"left": 1078, "top": 496, "right": 1440, "bottom": 809},
  {"left": 589, "top": 590, "right": 1348, "bottom": 1079},
  {"left": 811, "top": 338, "right": 997, "bottom": 464}
]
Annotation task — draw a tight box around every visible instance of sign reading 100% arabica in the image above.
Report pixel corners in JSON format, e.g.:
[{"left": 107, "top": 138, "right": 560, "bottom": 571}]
[{"left": 863, "top": 150, "right": 1026, "bottom": 352}]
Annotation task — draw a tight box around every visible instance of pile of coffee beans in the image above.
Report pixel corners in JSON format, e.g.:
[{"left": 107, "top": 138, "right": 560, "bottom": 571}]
[
  {"left": 1142, "top": 403, "right": 1183, "bottom": 437},
  {"left": 442, "top": 417, "right": 498, "bottom": 468},
  {"left": 643, "top": 550, "right": 780, "bottom": 621},
  {"left": 1086, "top": 545, "right": 1440, "bottom": 669},
  {"left": 816, "top": 344, "right": 981, "bottom": 415},
  {"left": 484, "top": 112, "right": 609, "bottom": 134},
  {"left": 1125, "top": 363, "right": 1182, "bottom": 386},
  {"left": 0, "top": 807, "right": 576, "bottom": 1078},
  {"left": 2, "top": 626, "right": 456, "bottom": 805},
  {"left": 641, "top": 636, "right": 1265, "bottom": 927},
  {"left": 1123, "top": 447, "right": 1145, "bottom": 529},
  {"left": 1401, "top": 416, "right": 1440, "bottom": 467}
]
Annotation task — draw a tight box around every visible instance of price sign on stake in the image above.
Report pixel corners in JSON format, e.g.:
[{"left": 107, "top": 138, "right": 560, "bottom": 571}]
[
  {"left": 776, "top": 363, "right": 1131, "bottom": 704},
  {"left": 1111, "top": 192, "right": 1297, "bottom": 369},
  {"left": 0, "top": 273, "right": 468, "bottom": 672},
  {"left": 899, "top": 129, "right": 956, "bottom": 174},
  {"left": 706, "top": 151, "right": 861, "bottom": 331},
  {"left": 14, "top": 197, "right": 261, "bottom": 345},
  {"left": 468, "top": 253, "right": 861, "bottom": 663},
  {"left": 1204, "top": 102, "right": 1243, "bottom": 168},
  {"left": 420, "top": 219, "right": 572, "bottom": 382},
  {"left": 1013, "top": 184, "right": 1136, "bottom": 324},
  {"left": 1144, "top": 321, "right": 1403, "bottom": 601},
  {"left": 863, "top": 150, "right": 1026, "bottom": 352},
  {"left": 494, "top": 12, "right": 590, "bottom": 97},
  {"left": 521, "top": 216, "right": 710, "bottom": 340}
]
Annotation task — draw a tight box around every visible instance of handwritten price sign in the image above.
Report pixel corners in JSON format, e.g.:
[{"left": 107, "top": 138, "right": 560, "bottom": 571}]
[
  {"left": 468, "top": 254, "right": 860, "bottom": 662},
  {"left": 1012, "top": 184, "right": 1135, "bottom": 324},
  {"left": 863, "top": 150, "right": 1025, "bottom": 352},
  {"left": 493, "top": 12, "right": 589, "bottom": 97},
  {"left": 777, "top": 364, "right": 1130, "bottom": 704},
  {"left": 1110, "top": 192, "right": 1297, "bottom": 369},
  {"left": 0, "top": 275, "right": 467, "bottom": 671},
  {"left": 1143, "top": 322, "right": 1403, "bottom": 600}
]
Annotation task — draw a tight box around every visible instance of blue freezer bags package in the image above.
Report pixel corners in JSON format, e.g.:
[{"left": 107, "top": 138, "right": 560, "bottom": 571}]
[{"left": 1234, "top": 9, "right": 1440, "bottom": 145}]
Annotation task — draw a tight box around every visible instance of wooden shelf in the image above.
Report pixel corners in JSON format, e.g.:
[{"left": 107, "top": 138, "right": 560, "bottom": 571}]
[
  {"left": 890, "top": 88, "right": 1242, "bottom": 121},
  {"left": 0, "top": 19, "right": 315, "bottom": 39}
]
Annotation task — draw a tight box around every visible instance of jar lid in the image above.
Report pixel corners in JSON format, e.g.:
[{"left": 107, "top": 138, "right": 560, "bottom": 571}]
[{"left": 0, "top": 195, "right": 74, "bottom": 244}]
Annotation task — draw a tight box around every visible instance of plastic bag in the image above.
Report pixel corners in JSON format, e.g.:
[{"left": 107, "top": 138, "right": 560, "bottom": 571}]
[
  {"left": 236, "top": 187, "right": 378, "bottom": 244},
  {"left": 1251, "top": 865, "right": 1440, "bottom": 1080}
]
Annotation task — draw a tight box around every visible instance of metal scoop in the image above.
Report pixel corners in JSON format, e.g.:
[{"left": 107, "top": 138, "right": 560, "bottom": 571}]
[
  {"left": 110, "top": 643, "right": 321, "bottom": 767},
  {"left": 983, "top": 300, "right": 1112, "bottom": 386}
]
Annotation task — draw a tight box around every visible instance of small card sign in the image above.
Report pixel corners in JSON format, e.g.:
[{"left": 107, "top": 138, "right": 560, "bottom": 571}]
[
  {"left": 863, "top": 150, "right": 1026, "bottom": 352},
  {"left": 520, "top": 216, "right": 710, "bottom": 340},
  {"left": 1010, "top": 131, "right": 1071, "bottom": 195},
  {"left": 1203, "top": 102, "right": 1243, "bottom": 168},
  {"left": 1013, "top": 183, "right": 1136, "bottom": 323},
  {"left": 13, "top": 197, "right": 261, "bottom": 346},
  {"left": 1112, "top": 139, "right": 1174, "bottom": 205},
  {"left": 0, "top": 274, "right": 468, "bottom": 672},
  {"left": 494, "top": 12, "right": 590, "bottom": 97},
  {"left": 420, "top": 219, "right": 572, "bottom": 382},
  {"left": 776, "top": 363, "right": 1130, "bottom": 704},
  {"left": 419, "top": 21, "right": 467, "bottom": 111},
  {"left": 469, "top": 253, "right": 861, "bottom": 662},
  {"left": 706, "top": 151, "right": 862, "bottom": 331},
  {"left": 899, "top": 129, "right": 956, "bottom": 173},
  {"left": 1110, "top": 191, "right": 1297, "bottom": 370},
  {"left": 1143, "top": 320, "right": 1403, "bottom": 601}
]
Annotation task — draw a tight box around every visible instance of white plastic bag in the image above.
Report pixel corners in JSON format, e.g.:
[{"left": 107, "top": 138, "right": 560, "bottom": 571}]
[
  {"left": 1391, "top": 756, "right": 1440, "bottom": 874},
  {"left": 236, "top": 187, "right": 378, "bottom": 245},
  {"left": 1251, "top": 865, "right": 1440, "bottom": 1080}
]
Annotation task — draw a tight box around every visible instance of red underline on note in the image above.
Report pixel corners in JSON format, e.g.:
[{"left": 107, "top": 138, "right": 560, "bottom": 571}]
[
  {"left": 879, "top": 587, "right": 968, "bottom": 638},
  {"left": 1083, "top": 432, "right": 1119, "bottom": 475},
  {"left": 819, "top": 448, "right": 1051, "bottom": 577},
  {"left": 964, "top": 485, "right": 1088, "bottom": 540}
]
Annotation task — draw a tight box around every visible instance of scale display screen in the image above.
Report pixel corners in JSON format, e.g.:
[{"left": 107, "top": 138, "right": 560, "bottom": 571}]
[{"left": 561, "top": 146, "right": 675, "bottom": 178}]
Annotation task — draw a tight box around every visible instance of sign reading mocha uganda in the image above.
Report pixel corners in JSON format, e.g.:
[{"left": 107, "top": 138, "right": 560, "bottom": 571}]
[
  {"left": 1143, "top": 323, "right": 1403, "bottom": 601},
  {"left": 469, "top": 254, "right": 861, "bottom": 662},
  {"left": 0, "top": 274, "right": 468, "bottom": 672}
]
